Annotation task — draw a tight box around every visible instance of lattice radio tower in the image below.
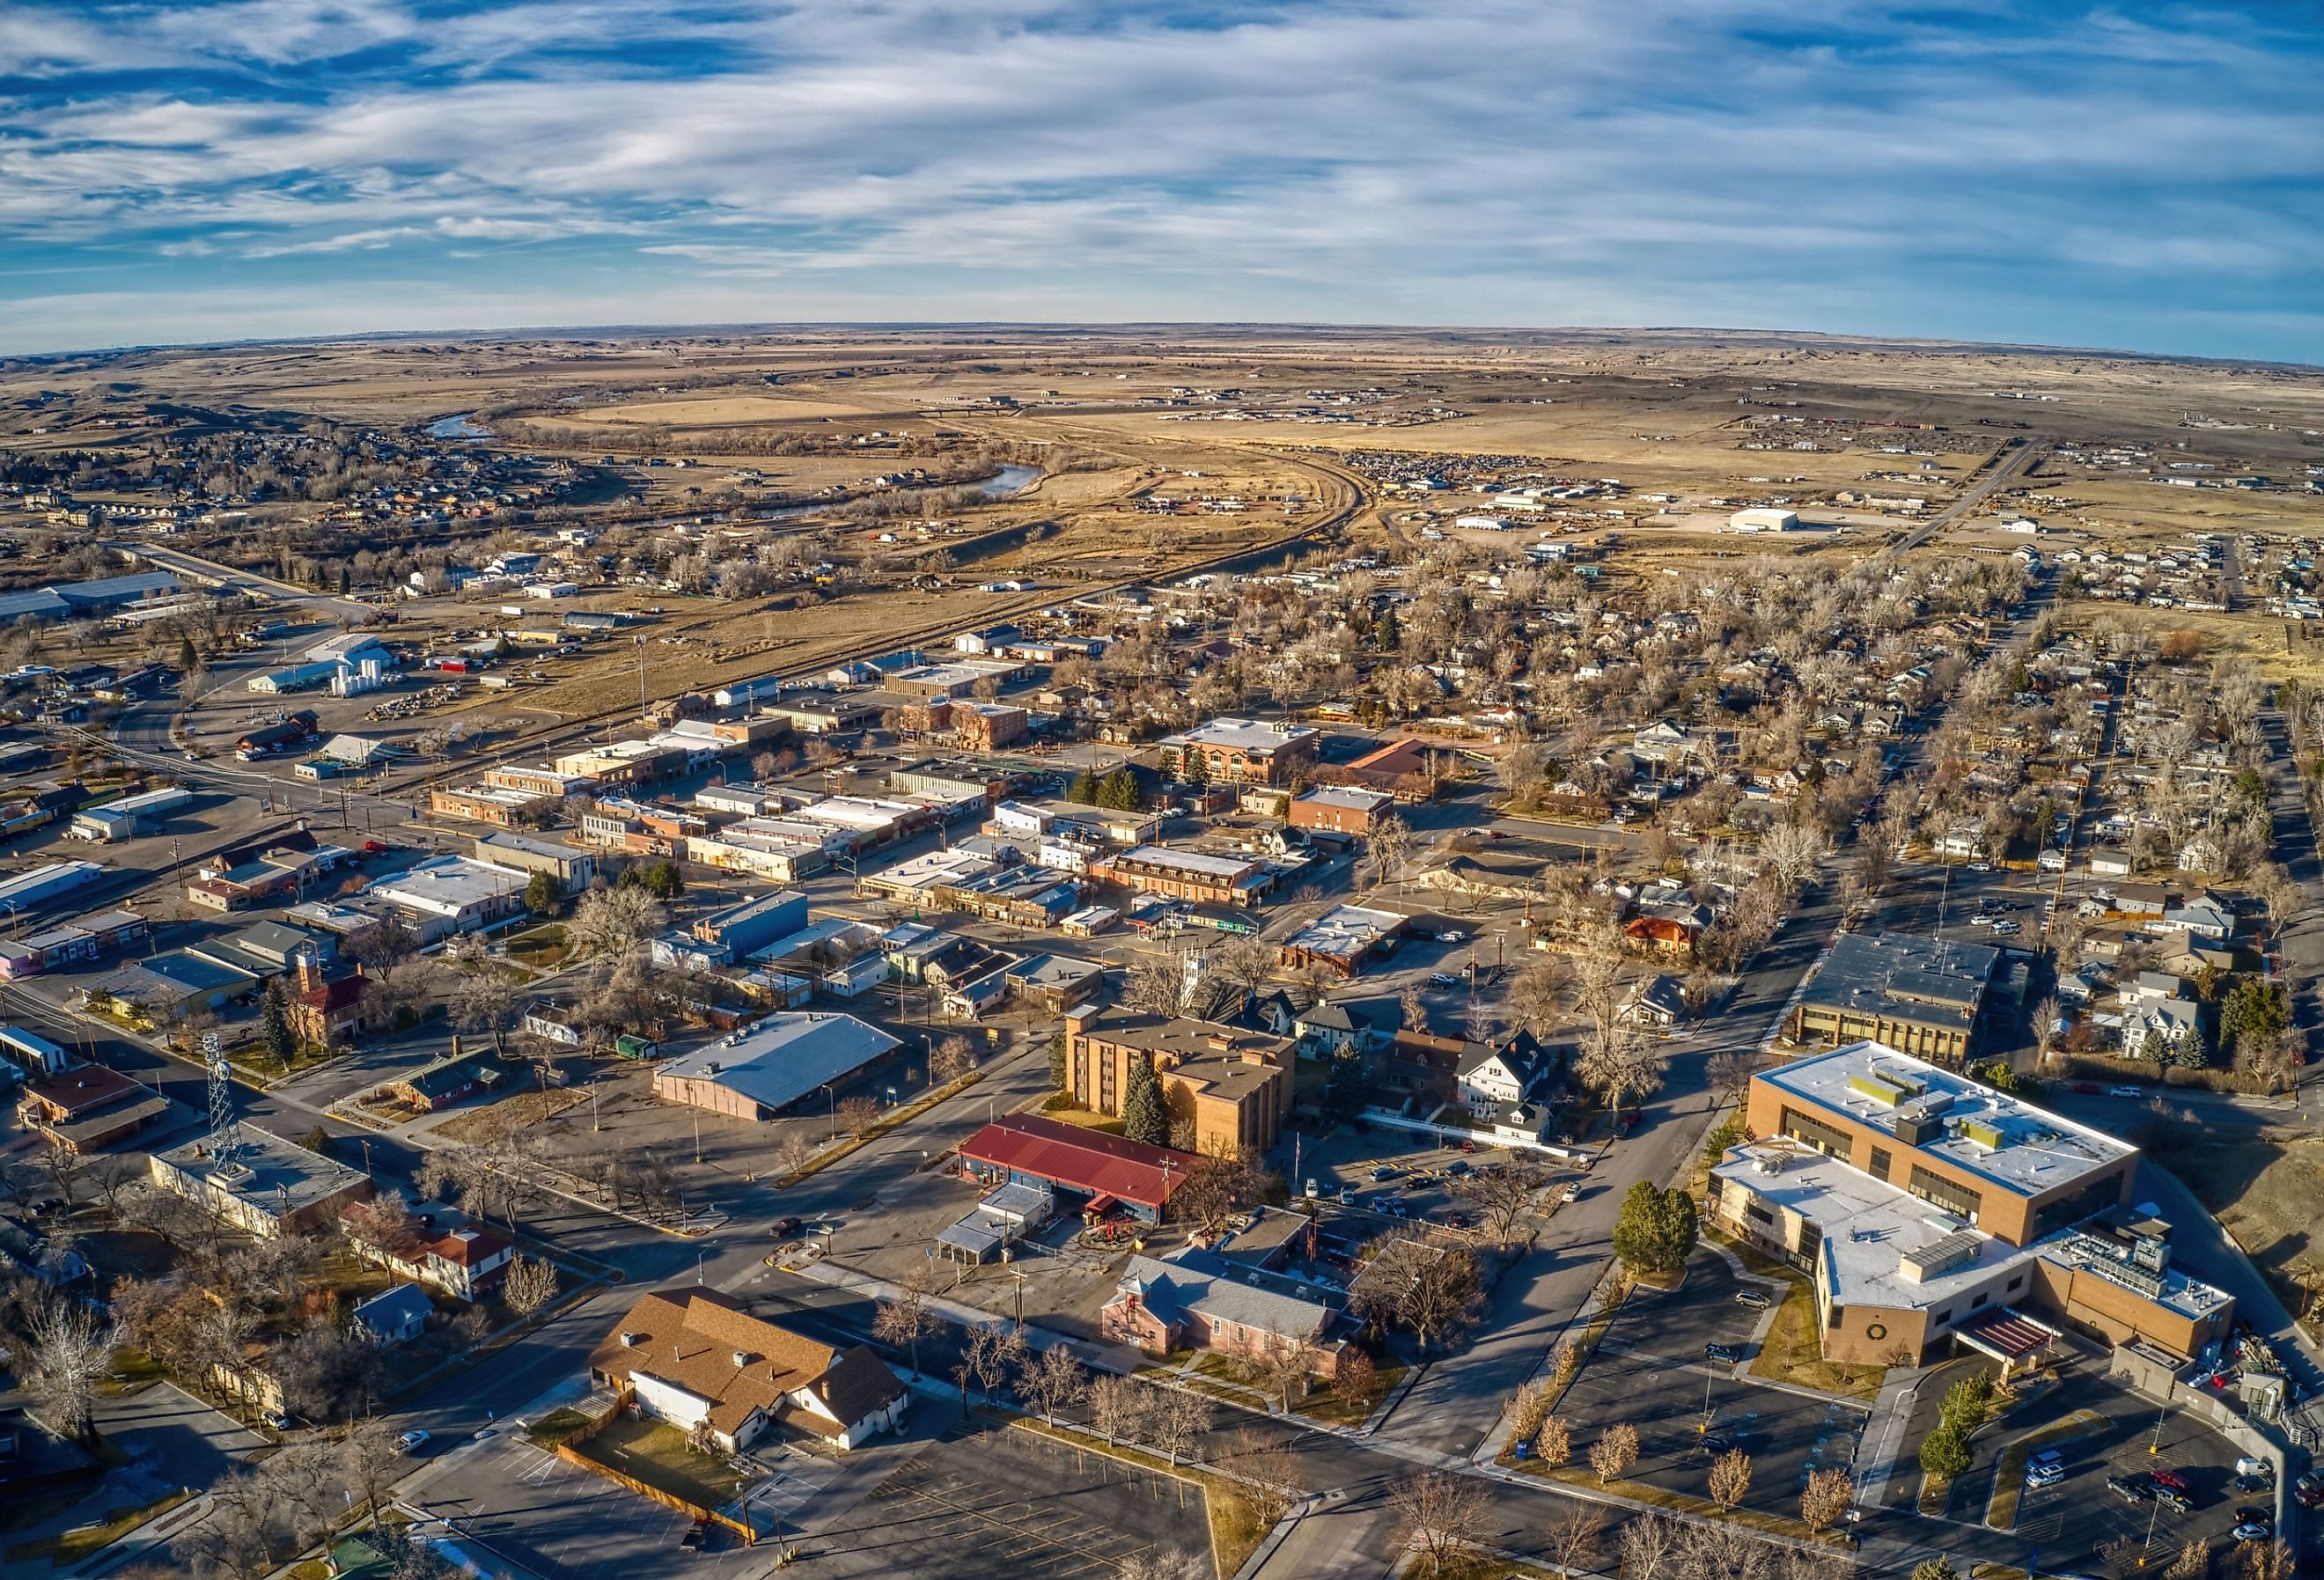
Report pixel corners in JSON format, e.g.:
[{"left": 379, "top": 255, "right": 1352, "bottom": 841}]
[{"left": 202, "top": 1031, "right": 242, "bottom": 1151}]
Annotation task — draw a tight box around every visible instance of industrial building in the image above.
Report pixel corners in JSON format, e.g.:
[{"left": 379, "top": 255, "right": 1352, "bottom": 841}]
[
  {"left": 651, "top": 1013, "right": 901, "bottom": 1121},
  {"left": 69, "top": 786, "right": 191, "bottom": 842}
]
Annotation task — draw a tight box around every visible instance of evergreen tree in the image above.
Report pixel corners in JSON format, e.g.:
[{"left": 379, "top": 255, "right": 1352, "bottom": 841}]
[
  {"left": 1611, "top": 1181, "right": 1697, "bottom": 1275},
  {"left": 1068, "top": 768, "right": 1099, "bottom": 805},
  {"left": 1100, "top": 768, "right": 1144, "bottom": 811},
  {"left": 1374, "top": 606, "right": 1401, "bottom": 650},
  {"left": 177, "top": 635, "right": 198, "bottom": 673},
  {"left": 1048, "top": 1033, "right": 1069, "bottom": 1091},
  {"left": 641, "top": 860, "right": 683, "bottom": 900},
  {"left": 1121, "top": 1055, "right": 1171, "bottom": 1147},
  {"left": 524, "top": 870, "right": 562, "bottom": 915},
  {"left": 1180, "top": 747, "right": 1210, "bottom": 788},
  {"left": 260, "top": 980, "right": 298, "bottom": 1070}
]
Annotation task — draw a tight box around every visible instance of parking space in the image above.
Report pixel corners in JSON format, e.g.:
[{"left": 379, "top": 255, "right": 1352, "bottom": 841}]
[
  {"left": 435, "top": 1436, "right": 765, "bottom": 1579},
  {"left": 1557, "top": 1252, "right": 1869, "bottom": 1523},
  {"left": 1980, "top": 1371, "right": 2257, "bottom": 1568},
  {"left": 805, "top": 1415, "right": 1214, "bottom": 1580},
  {"left": 1284, "top": 1128, "right": 1583, "bottom": 1235}
]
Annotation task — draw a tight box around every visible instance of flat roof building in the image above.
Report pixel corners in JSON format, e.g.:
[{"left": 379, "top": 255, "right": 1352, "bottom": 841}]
[
  {"left": 1279, "top": 904, "right": 1405, "bottom": 978},
  {"left": 1092, "top": 845, "right": 1271, "bottom": 908},
  {"left": 151, "top": 1127, "right": 374, "bottom": 1238},
  {"left": 1063, "top": 1004, "right": 1294, "bottom": 1157},
  {"left": 1715, "top": 1042, "right": 2232, "bottom": 1368},
  {"left": 1791, "top": 931, "right": 1998, "bottom": 1065},
  {"left": 1158, "top": 717, "right": 1320, "bottom": 787}
]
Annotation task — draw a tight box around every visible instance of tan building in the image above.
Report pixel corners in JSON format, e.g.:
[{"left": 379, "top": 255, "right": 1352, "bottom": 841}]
[
  {"left": 1063, "top": 1005, "right": 1292, "bottom": 1157},
  {"left": 1158, "top": 717, "right": 1320, "bottom": 788},
  {"left": 150, "top": 1127, "right": 374, "bottom": 1238},
  {"left": 1712, "top": 1042, "right": 2233, "bottom": 1368},
  {"left": 429, "top": 784, "right": 548, "bottom": 828},
  {"left": 1787, "top": 931, "right": 1997, "bottom": 1066},
  {"left": 953, "top": 702, "right": 1029, "bottom": 752}
]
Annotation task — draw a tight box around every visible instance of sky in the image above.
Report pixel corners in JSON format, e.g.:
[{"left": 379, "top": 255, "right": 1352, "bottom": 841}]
[{"left": 0, "top": 1, "right": 2318, "bottom": 362}]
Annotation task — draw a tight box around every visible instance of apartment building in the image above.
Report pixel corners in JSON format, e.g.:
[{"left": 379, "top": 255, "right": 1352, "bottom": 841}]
[{"left": 1063, "top": 1004, "right": 1293, "bottom": 1156}]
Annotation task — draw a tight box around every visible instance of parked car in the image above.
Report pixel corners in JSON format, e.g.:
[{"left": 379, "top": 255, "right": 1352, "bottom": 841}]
[
  {"left": 2107, "top": 1085, "right": 2144, "bottom": 1099},
  {"left": 2232, "top": 1523, "right": 2274, "bottom": 1543},
  {"left": 773, "top": 1216, "right": 804, "bottom": 1238},
  {"left": 1437, "top": 930, "right": 1465, "bottom": 944},
  {"left": 2107, "top": 1474, "right": 2152, "bottom": 1504},
  {"left": 1428, "top": 973, "right": 1460, "bottom": 988},
  {"left": 2234, "top": 1507, "right": 2273, "bottom": 1529},
  {"left": 1445, "top": 1159, "right": 1471, "bottom": 1177},
  {"left": 2150, "top": 1469, "right": 2191, "bottom": 1493},
  {"left": 1990, "top": 921, "right": 2020, "bottom": 936},
  {"left": 1560, "top": 1184, "right": 1584, "bottom": 1205},
  {"left": 1304, "top": 1178, "right": 1319, "bottom": 1199},
  {"left": 1372, "top": 1166, "right": 1400, "bottom": 1181},
  {"left": 1732, "top": 1290, "right": 1771, "bottom": 1310},
  {"left": 397, "top": 1429, "right": 431, "bottom": 1454},
  {"left": 1445, "top": 1211, "right": 1469, "bottom": 1229},
  {"left": 1705, "top": 1342, "right": 1739, "bottom": 1364},
  {"left": 2156, "top": 1488, "right": 2195, "bottom": 1516},
  {"left": 2026, "top": 1462, "right": 2065, "bottom": 1488},
  {"left": 2234, "top": 1473, "right": 2275, "bottom": 1495},
  {"left": 1701, "top": 1434, "right": 1735, "bottom": 1455}
]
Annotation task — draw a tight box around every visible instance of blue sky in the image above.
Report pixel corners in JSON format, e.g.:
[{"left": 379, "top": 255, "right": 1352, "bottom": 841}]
[{"left": 0, "top": 1, "right": 2317, "bottom": 360}]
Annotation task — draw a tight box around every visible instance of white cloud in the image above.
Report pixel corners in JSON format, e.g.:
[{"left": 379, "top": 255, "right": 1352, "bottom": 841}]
[{"left": 0, "top": 0, "right": 2313, "bottom": 356}]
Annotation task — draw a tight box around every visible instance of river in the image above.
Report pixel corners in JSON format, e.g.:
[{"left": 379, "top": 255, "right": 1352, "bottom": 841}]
[
  {"left": 427, "top": 412, "right": 493, "bottom": 440},
  {"left": 761, "top": 463, "right": 1042, "bottom": 521}
]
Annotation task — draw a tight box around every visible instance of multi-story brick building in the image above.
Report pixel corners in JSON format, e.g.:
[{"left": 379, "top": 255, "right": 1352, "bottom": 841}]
[
  {"left": 1286, "top": 785, "right": 1394, "bottom": 836},
  {"left": 1063, "top": 1005, "right": 1293, "bottom": 1157},
  {"left": 1711, "top": 1042, "right": 2234, "bottom": 1368},
  {"left": 1788, "top": 932, "right": 1997, "bottom": 1066},
  {"left": 1158, "top": 718, "right": 1320, "bottom": 788}
]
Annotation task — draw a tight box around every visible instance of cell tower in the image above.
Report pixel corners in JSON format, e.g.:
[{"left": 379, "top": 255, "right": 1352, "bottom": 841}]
[{"left": 202, "top": 1031, "right": 241, "bottom": 1152}]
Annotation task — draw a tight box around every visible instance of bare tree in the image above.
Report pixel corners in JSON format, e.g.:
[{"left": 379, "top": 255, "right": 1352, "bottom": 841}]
[
  {"left": 1016, "top": 1342, "right": 1087, "bottom": 1425},
  {"left": 1588, "top": 1421, "right": 1637, "bottom": 1485},
  {"left": 1542, "top": 1502, "right": 1606, "bottom": 1577},
  {"left": 1386, "top": 1472, "right": 1488, "bottom": 1576},
  {"left": 1618, "top": 1511, "right": 1682, "bottom": 1580},
  {"left": 1146, "top": 1385, "right": 1215, "bottom": 1467},
  {"left": 930, "top": 1034, "right": 975, "bottom": 1084},
  {"left": 1222, "top": 1426, "right": 1307, "bottom": 1529},
  {"left": 26, "top": 1291, "right": 112, "bottom": 1442},
  {"left": 1123, "top": 952, "right": 1186, "bottom": 1018},
  {"left": 1799, "top": 1465, "right": 1852, "bottom": 1533},
  {"left": 1455, "top": 1158, "right": 1551, "bottom": 1243},
  {"left": 503, "top": 1253, "right": 559, "bottom": 1314},
  {"left": 566, "top": 886, "right": 668, "bottom": 959},
  {"left": 1576, "top": 1020, "right": 1669, "bottom": 1117},
  {"left": 834, "top": 1094, "right": 881, "bottom": 1137},
  {"left": 2162, "top": 1539, "right": 2209, "bottom": 1580},
  {"left": 1709, "top": 1447, "right": 1753, "bottom": 1509},
  {"left": 1087, "top": 1372, "right": 1144, "bottom": 1446},
  {"left": 872, "top": 1263, "right": 939, "bottom": 1377}
]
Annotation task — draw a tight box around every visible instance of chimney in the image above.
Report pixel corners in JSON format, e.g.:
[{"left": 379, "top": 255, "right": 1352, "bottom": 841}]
[
  {"left": 732, "top": 1350, "right": 750, "bottom": 1369},
  {"left": 450, "top": 1034, "right": 462, "bottom": 1060},
  {"left": 296, "top": 955, "right": 322, "bottom": 994}
]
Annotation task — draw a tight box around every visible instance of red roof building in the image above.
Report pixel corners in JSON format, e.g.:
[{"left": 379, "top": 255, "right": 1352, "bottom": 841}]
[{"left": 958, "top": 1113, "right": 1196, "bottom": 1223}]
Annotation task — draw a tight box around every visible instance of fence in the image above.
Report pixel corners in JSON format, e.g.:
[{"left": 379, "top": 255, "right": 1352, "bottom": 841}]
[{"left": 554, "top": 1390, "right": 757, "bottom": 1545}]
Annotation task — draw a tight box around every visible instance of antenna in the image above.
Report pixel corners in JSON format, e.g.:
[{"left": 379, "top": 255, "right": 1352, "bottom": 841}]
[{"left": 204, "top": 1031, "right": 241, "bottom": 1151}]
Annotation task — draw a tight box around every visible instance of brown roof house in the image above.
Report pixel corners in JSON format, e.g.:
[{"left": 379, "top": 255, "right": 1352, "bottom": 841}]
[{"left": 589, "top": 1290, "right": 907, "bottom": 1452}]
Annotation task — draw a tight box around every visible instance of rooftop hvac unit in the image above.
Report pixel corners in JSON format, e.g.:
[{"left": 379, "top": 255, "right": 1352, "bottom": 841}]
[
  {"left": 732, "top": 1350, "right": 751, "bottom": 1368},
  {"left": 215, "top": 1162, "right": 256, "bottom": 1187},
  {"left": 1753, "top": 1152, "right": 1785, "bottom": 1175},
  {"left": 619, "top": 1332, "right": 642, "bottom": 1348}
]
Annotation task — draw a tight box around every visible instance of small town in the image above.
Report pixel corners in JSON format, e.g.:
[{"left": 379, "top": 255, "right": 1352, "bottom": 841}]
[{"left": 0, "top": 5, "right": 2318, "bottom": 1580}]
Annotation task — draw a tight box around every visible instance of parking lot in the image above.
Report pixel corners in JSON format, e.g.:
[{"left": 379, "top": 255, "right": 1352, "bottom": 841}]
[
  {"left": 1953, "top": 1368, "right": 2259, "bottom": 1568},
  {"left": 1555, "top": 1251, "right": 1870, "bottom": 1523},
  {"left": 805, "top": 1415, "right": 1214, "bottom": 1580},
  {"left": 432, "top": 1433, "right": 770, "bottom": 1579},
  {"left": 1283, "top": 1126, "right": 1584, "bottom": 1238}
]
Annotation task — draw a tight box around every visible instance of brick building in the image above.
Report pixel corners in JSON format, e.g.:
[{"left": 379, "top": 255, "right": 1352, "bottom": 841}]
[{"left": 1063, "top": 1005, "right": 1292, "bottom": 1157}]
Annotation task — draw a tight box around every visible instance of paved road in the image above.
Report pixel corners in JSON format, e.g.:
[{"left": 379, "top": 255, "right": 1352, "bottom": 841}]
[{"left": 113, "top": 540, "right": 375, "bottom": 622}]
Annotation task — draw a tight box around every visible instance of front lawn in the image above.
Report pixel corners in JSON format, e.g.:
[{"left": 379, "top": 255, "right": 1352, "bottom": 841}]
[
  {"left": 1747, "top": 1276, "right": 1885, "bottom": 1400},
  {"left": 574, "top": 1417, "right": 745, "bottom": 1510}
]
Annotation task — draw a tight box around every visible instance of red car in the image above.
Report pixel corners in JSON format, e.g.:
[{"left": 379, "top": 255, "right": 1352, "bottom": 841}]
[
  {"left": 2072, "top": 1081, "right": 2101, "bottom": 1095},
  {"left": 1459, "top": 1140, "right": 1476, "bottom": 1154},
  {"left": 2151, "top": 1469, "right": 2191, "bottom": 1494}
]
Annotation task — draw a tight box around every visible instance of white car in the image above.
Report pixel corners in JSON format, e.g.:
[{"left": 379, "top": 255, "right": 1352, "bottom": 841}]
[
  {"left": 1437, "top": 930, "right": 1465, "bottom": 944},
  {"left": 1559, "top": 1184, "right": 1583, "bottom": 1205},
  {"left": 2106, "top": 1085, "right": 2143, "bottom": 1099},
  {"left": 396, "top": 1429, "right": 430, "bottom": 1453}
]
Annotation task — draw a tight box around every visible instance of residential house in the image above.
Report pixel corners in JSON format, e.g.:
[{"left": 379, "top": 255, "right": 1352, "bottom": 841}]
[
  {"left": 351, "top": 1284, "right": 432, "bottom": 1345},
  {"left": 587, "top": 1290, "right": 907, "bottom": 1452}
]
